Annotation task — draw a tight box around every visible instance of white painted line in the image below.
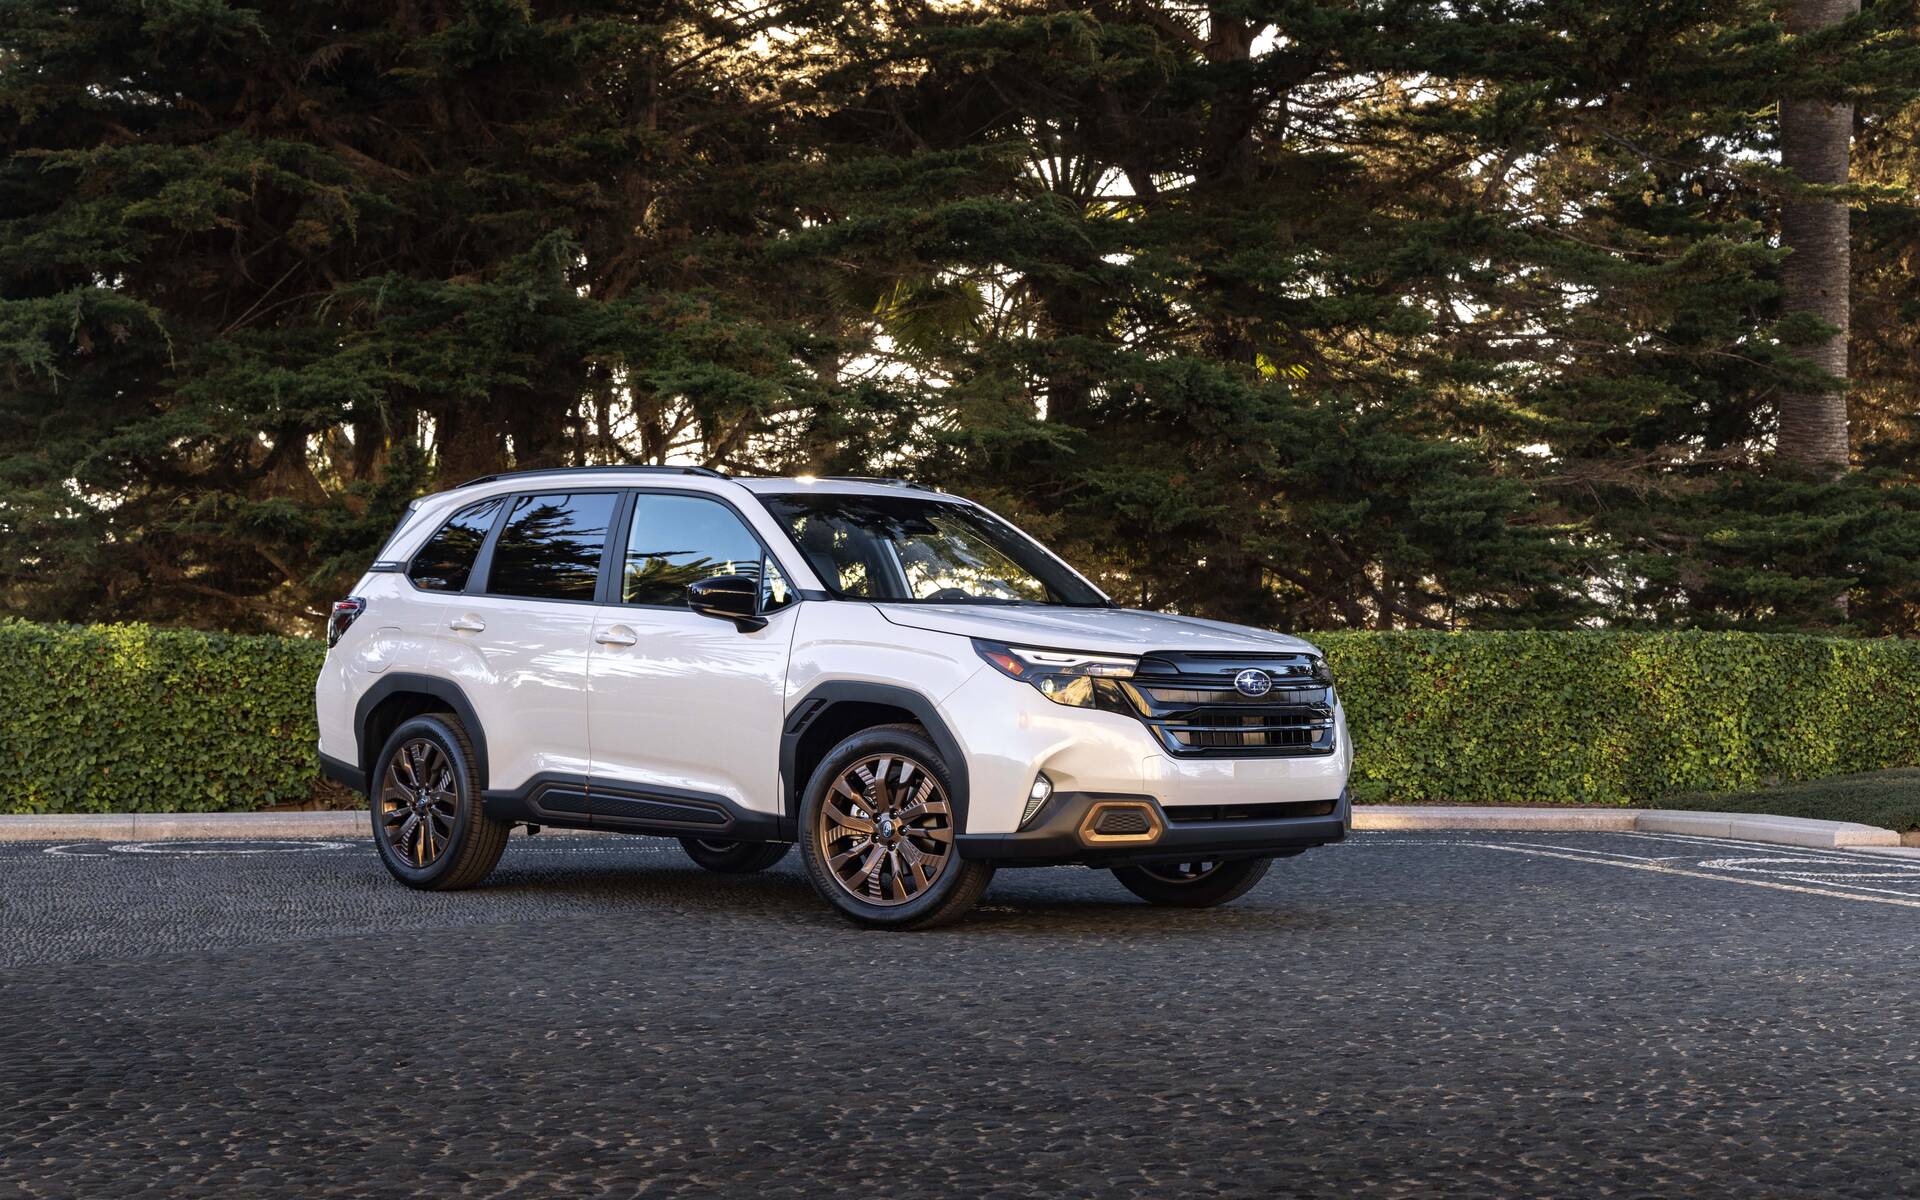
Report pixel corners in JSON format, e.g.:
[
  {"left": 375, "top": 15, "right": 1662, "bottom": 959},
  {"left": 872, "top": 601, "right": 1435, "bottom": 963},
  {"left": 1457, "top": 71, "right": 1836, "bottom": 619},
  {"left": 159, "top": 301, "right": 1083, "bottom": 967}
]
[
  {"left": 1619, "top": 830, "right": 1902, "bottom": 863},
  {"left": 105, "top": 840, "right": 355, "bottom": 856},
  {"left": 1473, "top": 843, "right": 1920, "bottom": 909},
  {"left": 1502, "top": 841, "right": 1683, "bottom": 862}
]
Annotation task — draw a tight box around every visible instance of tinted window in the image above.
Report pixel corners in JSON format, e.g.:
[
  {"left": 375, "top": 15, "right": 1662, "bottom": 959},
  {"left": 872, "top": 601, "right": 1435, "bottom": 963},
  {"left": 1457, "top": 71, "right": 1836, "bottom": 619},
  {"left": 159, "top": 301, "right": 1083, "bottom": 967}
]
[
  {"left": 485, "top": 492, "right": 617, "bottom": 602},
  {"left": 407, "top": 496, "right": 504, "bottom": 592},
  {"left": 762, "top": 558, "right": 795, "bottom": 612},
  {"left": 623, "top": 494, "right": 767, "bottom": 607}
]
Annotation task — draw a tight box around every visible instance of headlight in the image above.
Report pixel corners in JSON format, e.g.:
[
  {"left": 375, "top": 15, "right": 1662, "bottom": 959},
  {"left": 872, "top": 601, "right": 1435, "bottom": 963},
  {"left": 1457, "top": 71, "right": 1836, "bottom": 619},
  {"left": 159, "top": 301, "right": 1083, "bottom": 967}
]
[{"left": 972, "top": 640, "right": 1138, "bottom": 712}]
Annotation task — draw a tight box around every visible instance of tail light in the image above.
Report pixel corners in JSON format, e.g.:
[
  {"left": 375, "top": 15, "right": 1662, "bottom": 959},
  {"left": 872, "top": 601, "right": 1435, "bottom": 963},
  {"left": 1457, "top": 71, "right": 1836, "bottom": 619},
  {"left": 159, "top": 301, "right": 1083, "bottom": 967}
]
[{"left": 327, "top": 597, "right": 367, "bottom": 647}]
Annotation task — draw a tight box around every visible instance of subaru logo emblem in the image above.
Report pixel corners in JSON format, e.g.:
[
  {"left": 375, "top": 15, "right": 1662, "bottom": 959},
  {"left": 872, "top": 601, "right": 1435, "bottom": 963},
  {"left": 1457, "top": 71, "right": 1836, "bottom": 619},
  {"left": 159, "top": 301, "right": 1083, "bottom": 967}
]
[{"left": 1233, "top": 668, "right": 1273, "bottom": 698}]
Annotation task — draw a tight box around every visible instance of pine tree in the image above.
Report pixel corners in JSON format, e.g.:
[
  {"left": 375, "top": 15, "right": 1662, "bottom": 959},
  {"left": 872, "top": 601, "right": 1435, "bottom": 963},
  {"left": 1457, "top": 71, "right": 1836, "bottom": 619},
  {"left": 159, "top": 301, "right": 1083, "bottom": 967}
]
[{"left": 0, "top": 0, "right": 876, "bottom": 629}]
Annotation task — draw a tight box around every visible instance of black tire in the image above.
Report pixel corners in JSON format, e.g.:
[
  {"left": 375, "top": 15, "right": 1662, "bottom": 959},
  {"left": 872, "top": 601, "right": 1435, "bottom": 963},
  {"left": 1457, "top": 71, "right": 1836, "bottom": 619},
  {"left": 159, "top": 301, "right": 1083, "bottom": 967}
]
[
  {"left": 369, "top": 713, "right": 508, "bottom": 890},
  {"left": 679, "top": 837, "right": 791, "bottom": 873},
  {"left": 798, "top": 723, "right": 994, "bottom": 930},
  {"left": 1111, "top": 857, "right": 1272, "bottom": 908}
]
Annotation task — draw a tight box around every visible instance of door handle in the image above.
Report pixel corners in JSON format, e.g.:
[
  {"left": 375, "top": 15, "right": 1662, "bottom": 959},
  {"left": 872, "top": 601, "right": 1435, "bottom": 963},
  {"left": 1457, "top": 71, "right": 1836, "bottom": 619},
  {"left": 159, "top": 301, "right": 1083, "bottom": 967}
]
[
  {"left": 448, "top": 615, "right": 486, "bottom": 633},
  {"left": 595, "top": 625, "right": 638, "bottom": 647}
]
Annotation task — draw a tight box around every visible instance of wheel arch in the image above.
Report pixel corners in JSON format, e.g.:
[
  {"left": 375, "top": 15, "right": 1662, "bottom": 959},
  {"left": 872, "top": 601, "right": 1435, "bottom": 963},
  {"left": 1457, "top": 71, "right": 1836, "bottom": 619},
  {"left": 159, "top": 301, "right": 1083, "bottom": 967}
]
[
  {"left": 354, "top": 673, "right": 491, "bottom": 791},
  {"left": 780, "top": 681, "right": 971, "bottom": 831}
]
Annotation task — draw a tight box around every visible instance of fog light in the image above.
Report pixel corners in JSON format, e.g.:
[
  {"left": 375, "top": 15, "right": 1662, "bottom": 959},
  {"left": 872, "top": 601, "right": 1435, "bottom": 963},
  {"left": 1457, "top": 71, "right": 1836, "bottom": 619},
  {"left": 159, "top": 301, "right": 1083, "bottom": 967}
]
[{"left": 1020, "top": 774, "right": 1054, "bottom": 827}]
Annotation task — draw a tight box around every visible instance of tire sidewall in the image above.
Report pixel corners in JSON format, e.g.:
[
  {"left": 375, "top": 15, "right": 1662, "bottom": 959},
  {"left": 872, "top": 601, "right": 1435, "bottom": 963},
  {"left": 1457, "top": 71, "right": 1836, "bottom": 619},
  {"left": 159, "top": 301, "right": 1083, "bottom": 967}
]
[
  {"left": 798, "top": 726, "right": 970, "bottom": 927},
  {"left": 1111, "top": 856, "right": 1272, "bottom": 907},
  {"left": 369, "top": 714, "right": 481, "bottom": 887},
  {"left": 678, "top": 837, "right": 790, "bottom": 873}
]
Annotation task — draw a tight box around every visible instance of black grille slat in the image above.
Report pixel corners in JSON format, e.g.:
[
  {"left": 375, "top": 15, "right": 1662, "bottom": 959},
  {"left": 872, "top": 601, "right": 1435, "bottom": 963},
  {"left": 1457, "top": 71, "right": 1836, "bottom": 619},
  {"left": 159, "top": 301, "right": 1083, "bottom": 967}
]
[
  {"left": 1092, "top": 808, "right": 1154, "bottom": 835},
  {"left": 1124, "top": 650, "right": 1338, "bottom": 759}
]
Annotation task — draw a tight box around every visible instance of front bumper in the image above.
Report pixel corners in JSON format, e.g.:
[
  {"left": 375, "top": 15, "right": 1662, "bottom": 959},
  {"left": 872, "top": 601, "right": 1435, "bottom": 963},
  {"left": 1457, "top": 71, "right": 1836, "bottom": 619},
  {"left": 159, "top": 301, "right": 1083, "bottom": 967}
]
[
  {"left": 939, "top": 666, "right": 1352, "bottom": 834},
  {"left": 957, "top": 788, "right": 1351, "bottom": 867}
]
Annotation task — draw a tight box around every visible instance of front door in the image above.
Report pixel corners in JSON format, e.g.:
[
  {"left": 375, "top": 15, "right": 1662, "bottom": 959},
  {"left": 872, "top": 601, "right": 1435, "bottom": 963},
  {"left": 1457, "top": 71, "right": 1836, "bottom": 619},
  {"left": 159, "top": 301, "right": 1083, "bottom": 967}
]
[{"left": 587, "top": 491, "right": 798, "bottom": 825}]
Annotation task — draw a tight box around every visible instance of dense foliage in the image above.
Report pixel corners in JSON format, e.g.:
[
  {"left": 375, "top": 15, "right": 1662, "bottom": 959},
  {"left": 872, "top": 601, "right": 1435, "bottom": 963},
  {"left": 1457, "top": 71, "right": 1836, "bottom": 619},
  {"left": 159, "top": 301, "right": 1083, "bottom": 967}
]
[
  {"left": 1320, "top": 629, "right": 1920, "bottom": 805},
  {"left": 6, "top": 619, "right": 1920, "bottom": 815},
  {"left": 3, "top": 1, "right": 1920, "bottom": 634},
  {"left": 0, "top": 619, "right": 324, "bottom": 813}
]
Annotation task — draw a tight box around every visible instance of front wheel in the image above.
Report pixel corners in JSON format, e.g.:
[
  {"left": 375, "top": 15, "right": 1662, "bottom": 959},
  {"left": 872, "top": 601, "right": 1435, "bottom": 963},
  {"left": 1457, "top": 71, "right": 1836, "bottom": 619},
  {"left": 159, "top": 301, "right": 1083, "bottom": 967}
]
[
  {"left": 679, "top": 837, "right": 791, "bottom": 873},
  {"left": 798, "top": 724, "right": 995, "bottom": 930},
  {"left": 1111, "top": 857, "right": 1271, "bottom": 908}
]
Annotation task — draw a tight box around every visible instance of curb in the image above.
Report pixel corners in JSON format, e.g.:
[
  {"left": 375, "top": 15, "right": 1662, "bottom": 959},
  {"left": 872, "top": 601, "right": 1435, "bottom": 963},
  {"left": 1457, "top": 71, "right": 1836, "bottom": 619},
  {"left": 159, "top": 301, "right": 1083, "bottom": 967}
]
[
  {"left": 0, "top": 806, "right": 1901, "bottom": 850},
  {"left": 1350, "top": 805, "right": 1901, "bottom": 849},
  {"left": 1, "top": 811, "right": 367, "bottom": 842}
]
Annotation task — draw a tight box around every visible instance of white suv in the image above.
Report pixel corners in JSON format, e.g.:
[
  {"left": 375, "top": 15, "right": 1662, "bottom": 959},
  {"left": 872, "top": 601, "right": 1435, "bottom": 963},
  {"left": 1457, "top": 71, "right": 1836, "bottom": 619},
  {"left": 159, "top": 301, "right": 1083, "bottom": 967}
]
[{"left": 317, "top": 468, "right": 1351, "bottom": 929}]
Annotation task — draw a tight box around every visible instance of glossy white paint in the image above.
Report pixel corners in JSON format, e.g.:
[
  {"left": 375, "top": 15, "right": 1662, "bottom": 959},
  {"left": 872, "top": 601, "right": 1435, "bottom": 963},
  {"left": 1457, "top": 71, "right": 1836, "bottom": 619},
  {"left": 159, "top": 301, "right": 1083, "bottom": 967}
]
[
  {"left": 588, "top": 603, "right": 798, "bottom": 812},
  {"left": 316, "top": 470, "right": 1352, "bottom": 837},
  {"left": 873, "top": 602, "right": 1318, "bottom": 657},
  {"left": 434, "top": 593, "right": 598, "bottom": 787}
]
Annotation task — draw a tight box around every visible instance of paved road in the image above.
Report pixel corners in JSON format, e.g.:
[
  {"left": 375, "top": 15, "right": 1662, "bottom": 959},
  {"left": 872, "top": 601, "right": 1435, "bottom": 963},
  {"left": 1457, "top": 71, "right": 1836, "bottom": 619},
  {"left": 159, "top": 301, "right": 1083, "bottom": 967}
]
[{"left": 2, "top": 830, "right": 1915, "bottom": 1198}]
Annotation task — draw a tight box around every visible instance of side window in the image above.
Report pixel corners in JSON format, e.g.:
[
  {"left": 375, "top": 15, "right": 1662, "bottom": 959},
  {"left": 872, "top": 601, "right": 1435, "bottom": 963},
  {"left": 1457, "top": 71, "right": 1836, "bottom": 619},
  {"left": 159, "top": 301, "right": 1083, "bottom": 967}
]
[
  {"left": 789, "top": 513, "right": 873, "bottom": 597},
  {"left": 485, "top": 492, "right": 617, "bottom": 602},
  {"left": 407, "top": 496, "right": 504, "bottom": 592},
  {"left": 622, "top": 494, "right": 768, "bottom": 607},
  {"left": 762, "top": 558, "right": 795, "bottom": 613}
]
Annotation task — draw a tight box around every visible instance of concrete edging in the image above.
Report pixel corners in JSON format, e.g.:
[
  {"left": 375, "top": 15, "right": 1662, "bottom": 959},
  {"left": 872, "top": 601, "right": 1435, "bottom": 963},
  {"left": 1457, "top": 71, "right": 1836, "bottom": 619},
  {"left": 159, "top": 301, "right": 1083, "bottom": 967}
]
[
  {"left": 0, "top": 805, "right": 1902, "bottom": 849},
  {"left": 1351, "top": 805, "right": 1902, "bottom": 849}
]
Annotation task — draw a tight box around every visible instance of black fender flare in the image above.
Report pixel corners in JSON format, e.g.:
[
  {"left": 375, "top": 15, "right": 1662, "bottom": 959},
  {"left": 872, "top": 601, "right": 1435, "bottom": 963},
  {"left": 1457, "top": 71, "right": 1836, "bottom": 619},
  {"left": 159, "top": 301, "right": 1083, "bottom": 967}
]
[
  {"left": 780, "top": 681, "right": 971, "bottom": 831},
  {"left": 353, "top": 673, "right": 491, "bottom": 790}
]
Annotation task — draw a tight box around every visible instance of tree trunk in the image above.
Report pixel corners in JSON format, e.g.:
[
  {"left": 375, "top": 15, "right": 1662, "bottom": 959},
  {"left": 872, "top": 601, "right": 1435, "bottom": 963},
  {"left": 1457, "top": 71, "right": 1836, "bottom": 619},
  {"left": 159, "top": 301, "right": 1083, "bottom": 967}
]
[
  {"left": 1776, "top": 0, "right": 1859, "bottom": 473},
  {"left": 434, "top": 399, "right": 507, "bottom": 483}
]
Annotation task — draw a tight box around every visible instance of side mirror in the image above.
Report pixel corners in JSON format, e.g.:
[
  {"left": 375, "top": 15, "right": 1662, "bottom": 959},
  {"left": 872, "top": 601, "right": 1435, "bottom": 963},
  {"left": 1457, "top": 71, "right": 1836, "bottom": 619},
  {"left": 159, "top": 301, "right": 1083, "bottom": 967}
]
[{"left": 688, "top": 574, "right": 767, "bottom": 632}]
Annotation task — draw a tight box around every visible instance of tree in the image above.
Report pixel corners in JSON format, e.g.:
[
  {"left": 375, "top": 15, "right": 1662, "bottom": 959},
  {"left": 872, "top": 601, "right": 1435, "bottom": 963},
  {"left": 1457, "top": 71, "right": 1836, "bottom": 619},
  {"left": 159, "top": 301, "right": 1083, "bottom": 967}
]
[
  {"left": 0, "top": 0, "right": 878, "bottom": 630},
  {"left": 1777, "top": 0, "right": 1864, "bottom": 472}
]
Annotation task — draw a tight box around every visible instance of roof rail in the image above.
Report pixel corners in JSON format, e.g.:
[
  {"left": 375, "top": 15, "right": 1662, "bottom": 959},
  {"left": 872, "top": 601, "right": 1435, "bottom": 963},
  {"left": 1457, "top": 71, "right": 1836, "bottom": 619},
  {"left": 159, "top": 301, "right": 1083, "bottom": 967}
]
[
  {"left": 454, "top": 464, "right": 729, "bottom": 489},
  {"left": 823, "top": 475, "right": 934, "bottom": 491}
]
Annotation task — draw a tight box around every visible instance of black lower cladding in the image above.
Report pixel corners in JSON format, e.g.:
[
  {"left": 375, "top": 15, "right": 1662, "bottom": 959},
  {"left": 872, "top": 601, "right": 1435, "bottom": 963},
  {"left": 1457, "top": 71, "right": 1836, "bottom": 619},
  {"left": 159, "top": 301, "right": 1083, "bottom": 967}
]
[
  {"left": 957, "top": 788, "right": 1350, "bottom": 867},
  {"left": 483, "top": 773, "right": 784, "bottom": 841},
  {"left": 318, "top": 752, "right": 367, "bottom": 794}
]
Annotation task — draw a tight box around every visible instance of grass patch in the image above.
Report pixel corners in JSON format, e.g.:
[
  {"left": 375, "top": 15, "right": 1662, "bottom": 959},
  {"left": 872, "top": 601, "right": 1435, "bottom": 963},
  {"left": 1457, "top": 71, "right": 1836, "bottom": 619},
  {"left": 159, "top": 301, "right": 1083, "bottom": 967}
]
[{"left": 1655, "top": 768, "right": 1920, "bottom": 834}]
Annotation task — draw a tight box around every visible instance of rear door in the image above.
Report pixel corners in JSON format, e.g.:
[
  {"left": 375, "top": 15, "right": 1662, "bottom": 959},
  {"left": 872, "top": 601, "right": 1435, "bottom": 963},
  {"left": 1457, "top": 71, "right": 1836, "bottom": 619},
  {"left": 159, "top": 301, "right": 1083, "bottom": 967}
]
[
  {"left": 439, "top": 489, "right": 620, "bottom": 797},
  {"left": 586, "top": 490, "right": 799, "bottom": 825}
]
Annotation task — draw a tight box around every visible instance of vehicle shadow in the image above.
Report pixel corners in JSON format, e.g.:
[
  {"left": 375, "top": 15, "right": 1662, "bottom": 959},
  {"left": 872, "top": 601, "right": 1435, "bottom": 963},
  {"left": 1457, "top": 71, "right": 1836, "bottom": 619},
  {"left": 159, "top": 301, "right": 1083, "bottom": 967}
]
[{"left": 468, "top": 851, "right": 1349, "bottom": 938}]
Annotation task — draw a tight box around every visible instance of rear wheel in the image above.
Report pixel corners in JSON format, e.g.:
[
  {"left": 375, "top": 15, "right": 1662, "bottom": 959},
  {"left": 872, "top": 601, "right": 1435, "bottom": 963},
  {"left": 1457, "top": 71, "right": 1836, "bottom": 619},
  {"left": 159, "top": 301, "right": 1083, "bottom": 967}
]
[
  {"left": 369, "top": 713, "right": 508, "bottom": 890},
  {"left": 1111, "top": 857, "right": 1271, "bottom": 908},
  {"left": 798, "top": 724, "right": 994, "bottom": 930},
  {"left": 679, "top": 837, "right": 790, "bottom": 873}
]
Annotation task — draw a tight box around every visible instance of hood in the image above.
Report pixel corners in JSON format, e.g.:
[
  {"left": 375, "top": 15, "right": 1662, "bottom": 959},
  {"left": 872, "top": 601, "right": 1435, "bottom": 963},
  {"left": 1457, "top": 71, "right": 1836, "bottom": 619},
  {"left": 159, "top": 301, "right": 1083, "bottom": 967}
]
[{"left": 872, "top": 603, "right": 1321, "bottom": 658}]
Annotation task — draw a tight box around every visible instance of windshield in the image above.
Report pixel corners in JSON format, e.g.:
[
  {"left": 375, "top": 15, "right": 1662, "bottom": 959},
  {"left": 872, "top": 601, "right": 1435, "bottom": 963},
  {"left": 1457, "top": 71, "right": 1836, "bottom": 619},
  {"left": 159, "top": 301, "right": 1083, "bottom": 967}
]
[{"left": 757, "top": 493, "right": 1108, "bottom": 606}]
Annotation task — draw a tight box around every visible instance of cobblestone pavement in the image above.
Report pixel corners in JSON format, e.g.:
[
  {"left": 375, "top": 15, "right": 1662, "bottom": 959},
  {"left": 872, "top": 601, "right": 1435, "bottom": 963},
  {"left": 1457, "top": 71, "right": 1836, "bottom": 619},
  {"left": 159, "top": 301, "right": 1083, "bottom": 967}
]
[{"left": 1, "top": 830, "right": 1915, "bottom": 1198}]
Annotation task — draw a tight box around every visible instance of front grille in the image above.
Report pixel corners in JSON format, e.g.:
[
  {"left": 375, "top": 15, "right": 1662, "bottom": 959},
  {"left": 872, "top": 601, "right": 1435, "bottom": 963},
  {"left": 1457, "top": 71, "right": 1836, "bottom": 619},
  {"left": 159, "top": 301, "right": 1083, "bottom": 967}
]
[{"left": 1124, "top": 651, "right": 1337, "bottom": 758}]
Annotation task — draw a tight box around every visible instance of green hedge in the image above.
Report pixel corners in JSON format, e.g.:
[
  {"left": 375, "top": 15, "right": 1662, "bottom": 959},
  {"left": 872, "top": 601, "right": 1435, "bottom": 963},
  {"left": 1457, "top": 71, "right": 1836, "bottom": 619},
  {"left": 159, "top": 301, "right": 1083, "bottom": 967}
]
[
  {"left": 6, "top": 620, "right": 1920, "bottom": 814},
  {"left": 0, "top": 619, "right": 325, "bottom": 814},
  {"left": 1319, "top": 630, "right": 1920, "bottom": 806}
]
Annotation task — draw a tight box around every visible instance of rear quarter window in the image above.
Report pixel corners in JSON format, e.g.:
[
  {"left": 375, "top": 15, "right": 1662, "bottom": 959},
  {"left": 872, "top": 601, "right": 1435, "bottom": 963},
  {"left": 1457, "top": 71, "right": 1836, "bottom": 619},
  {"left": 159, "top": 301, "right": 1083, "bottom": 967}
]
[{"left": 407, "top": 496, "right": 506, "bottom": 592}]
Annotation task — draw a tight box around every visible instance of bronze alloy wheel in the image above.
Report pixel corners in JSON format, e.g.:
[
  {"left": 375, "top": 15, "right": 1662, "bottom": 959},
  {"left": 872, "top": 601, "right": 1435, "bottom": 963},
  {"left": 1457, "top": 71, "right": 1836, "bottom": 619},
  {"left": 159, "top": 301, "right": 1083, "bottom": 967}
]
[
  {"left": 815, "top": 753, "right": 956, "bottom": 906},
  {"left": 378, "top": 737, "right": 459, "bottom": 868}
]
